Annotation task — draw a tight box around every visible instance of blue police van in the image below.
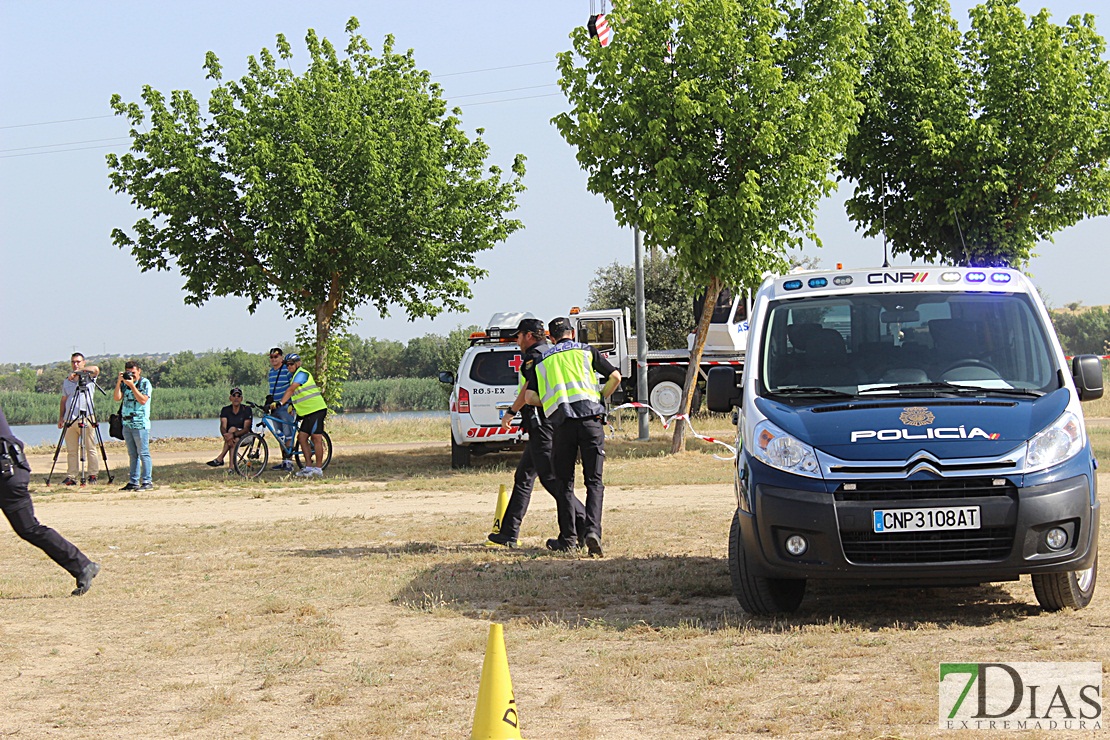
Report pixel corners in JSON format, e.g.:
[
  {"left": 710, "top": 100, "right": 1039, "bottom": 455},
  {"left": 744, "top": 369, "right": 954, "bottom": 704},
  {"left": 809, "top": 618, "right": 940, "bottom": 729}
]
[{"left": 707, "top": 266, "right": 1103, "bottom": 615}]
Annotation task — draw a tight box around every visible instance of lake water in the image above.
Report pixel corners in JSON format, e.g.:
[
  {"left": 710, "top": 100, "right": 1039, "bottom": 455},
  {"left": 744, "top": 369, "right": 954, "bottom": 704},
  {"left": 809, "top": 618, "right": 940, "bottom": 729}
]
[{"left": 12, "top": 410, "right": 447, "bottom": 448}]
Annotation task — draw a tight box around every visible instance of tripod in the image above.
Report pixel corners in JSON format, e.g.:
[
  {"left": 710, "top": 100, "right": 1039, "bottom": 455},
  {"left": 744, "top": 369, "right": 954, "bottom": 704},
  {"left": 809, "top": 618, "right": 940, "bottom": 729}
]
[{"left": 46, "top": 372, "right": 114, "bottom": 486}]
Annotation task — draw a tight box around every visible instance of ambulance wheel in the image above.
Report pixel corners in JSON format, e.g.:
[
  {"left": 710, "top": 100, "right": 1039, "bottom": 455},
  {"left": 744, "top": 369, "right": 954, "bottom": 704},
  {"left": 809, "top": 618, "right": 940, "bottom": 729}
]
[
  {"left": 1032, "top": 553, "right": 1097, "bottom": 611},
  {"left": 729, "top": 510, "right": 805, "bottom": 616},
  {"left": 648, "top": 367, "right": 702, "bottom": 417},
  {"left": 451, "top": 436, "right": 471, "bottom": 469}
]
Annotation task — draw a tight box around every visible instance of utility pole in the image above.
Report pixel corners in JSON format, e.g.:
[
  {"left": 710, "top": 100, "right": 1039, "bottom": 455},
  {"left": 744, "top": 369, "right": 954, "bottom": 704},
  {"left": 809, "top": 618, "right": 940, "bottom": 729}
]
[{"left": 634, "top": 227, "right": 649, "bottom": 440}]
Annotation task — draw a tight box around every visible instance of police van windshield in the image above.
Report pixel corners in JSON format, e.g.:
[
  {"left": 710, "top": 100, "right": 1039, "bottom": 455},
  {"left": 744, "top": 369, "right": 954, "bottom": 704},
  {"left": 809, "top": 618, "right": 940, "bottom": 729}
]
[{"left": 761, "top": 292, "right": 1059, "bottom": 397}]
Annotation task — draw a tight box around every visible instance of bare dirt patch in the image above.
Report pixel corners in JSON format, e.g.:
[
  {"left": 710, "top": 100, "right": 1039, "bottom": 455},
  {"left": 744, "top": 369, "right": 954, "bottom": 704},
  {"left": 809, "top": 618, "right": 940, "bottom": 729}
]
[{"left": 1, "top": 440, "right": 1107, "bottom": 738}]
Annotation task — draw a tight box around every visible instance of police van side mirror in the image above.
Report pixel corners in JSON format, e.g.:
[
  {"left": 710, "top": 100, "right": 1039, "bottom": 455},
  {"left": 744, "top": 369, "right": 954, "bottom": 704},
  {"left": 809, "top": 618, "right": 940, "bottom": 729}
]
[
  {"left": 707, "top": 366, "right": 743, "bottom": 412},
  {"left": 437, "top": 371, "right": 456, "bottom": 385},
  {"left": 1072, "top": 355, "right": 1104, "bottom": 401}
]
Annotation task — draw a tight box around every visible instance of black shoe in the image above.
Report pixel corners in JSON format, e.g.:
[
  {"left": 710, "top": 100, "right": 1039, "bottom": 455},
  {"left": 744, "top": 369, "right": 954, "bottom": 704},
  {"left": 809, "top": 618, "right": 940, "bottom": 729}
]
[
  {"left": 486, "top": 532, "right": 518, "bottom": 548},
  {"left": 120, "top": 483, "right": 139, "bottom": 491},
  {"left": 545, "top": 537, "right": 577, "bottom": 553},
  {"left": 138, "top": 482, "right": 154, "bottom": 492},
  {"left": 72, "top": 562, "right": 100, "bottom": 596},
  {"left": 584, "top": 533, "right": 604, "bottom": 558},
  {"left": 87, "top": 475, "right": 97, "bottom": 484},
  {"left": 63, "top": 477, "right": 78, "bottom": 486}
]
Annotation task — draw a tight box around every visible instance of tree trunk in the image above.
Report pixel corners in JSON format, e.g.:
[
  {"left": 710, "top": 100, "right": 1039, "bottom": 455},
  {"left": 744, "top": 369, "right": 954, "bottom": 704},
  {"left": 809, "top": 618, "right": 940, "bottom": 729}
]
[
  {"left": 312, "top": 272, "right": 344, "bottom": 405},
  {"left": 670, "top": 275, "right": 722, "bottom": 454}
]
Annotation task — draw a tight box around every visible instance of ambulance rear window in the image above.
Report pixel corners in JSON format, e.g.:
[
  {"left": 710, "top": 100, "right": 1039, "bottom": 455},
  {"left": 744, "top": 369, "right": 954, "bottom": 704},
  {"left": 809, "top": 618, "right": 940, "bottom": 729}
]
[{"left": 468, "top": 350, "right": 519, "bottom": 386}]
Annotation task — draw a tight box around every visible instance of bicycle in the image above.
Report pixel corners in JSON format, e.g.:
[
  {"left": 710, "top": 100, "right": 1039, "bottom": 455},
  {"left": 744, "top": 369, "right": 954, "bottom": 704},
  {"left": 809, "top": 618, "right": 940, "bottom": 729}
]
[{"left": 231, "top": 401, "right": 333, "bottom": 479}]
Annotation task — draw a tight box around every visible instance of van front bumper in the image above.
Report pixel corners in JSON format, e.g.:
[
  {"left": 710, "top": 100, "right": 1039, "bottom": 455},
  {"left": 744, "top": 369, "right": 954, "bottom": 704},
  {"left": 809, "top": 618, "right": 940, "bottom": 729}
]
[{"left": 740, "top": 472, "right": 1098, "bottom": 583}]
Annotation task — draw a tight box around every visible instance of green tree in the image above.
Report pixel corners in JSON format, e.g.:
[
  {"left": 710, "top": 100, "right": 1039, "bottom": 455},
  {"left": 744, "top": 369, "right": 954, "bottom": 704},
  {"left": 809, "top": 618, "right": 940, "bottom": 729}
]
[
  {"left": 840, "top": 0, "right": 1110, "bottom": 267},
  {"left": 586, "top": 256, "right": 694, "bottom": 350},
  {"left": 346, "top": 336, "right": 406, "bottom": 379},
  {"left": 1050, "top": 306, "right": 1110, "bottom": 355},
  {"left": 555, "top": 0, "right": 866, "bottom": 450},
  {"left": 107, "top": 18, "right": 526, "bottom": 399}
]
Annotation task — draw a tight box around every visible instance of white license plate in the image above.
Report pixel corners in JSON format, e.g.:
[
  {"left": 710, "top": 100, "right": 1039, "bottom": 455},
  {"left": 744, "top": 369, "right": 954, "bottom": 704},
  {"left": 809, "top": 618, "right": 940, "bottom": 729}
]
[{"left": 872, "top": 506, "right": 981, "bottom": 533}]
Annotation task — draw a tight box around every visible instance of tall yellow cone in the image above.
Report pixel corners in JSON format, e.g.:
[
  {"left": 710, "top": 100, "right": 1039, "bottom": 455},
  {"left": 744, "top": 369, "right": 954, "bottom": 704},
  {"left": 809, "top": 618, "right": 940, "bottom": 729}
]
[
  {"left": 471, "top": 623, "right": 523, "bottom": 740},
  {"left": 490, "top": 484, "right": 510, "bottom": 535}
]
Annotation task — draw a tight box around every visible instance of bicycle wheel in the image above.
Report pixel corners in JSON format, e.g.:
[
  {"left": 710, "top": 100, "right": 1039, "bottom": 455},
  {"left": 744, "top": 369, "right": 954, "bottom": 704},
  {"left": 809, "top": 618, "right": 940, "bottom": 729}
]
[
  {"left": 294, "top": 431, "right": 333, "bottom": 471},
  {"left": 232, "top": 434, "right": 268, "bottom": 479}
]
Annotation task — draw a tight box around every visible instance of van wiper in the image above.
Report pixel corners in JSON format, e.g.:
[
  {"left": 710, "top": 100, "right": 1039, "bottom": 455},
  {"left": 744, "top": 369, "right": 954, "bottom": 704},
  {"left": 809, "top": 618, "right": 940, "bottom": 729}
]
[
  {"left": 858, "top": 382, "right": 1043, "bottom": 398},
  {"left": 769, "top": 386, "right": 855, "bottom": 398}
]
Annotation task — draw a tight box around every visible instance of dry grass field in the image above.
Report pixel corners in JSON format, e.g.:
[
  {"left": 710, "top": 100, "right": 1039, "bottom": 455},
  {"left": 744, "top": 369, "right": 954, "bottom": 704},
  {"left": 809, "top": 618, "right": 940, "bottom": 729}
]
[{"left": 1, "top": 416, "right": 1107, "bottom": 738}]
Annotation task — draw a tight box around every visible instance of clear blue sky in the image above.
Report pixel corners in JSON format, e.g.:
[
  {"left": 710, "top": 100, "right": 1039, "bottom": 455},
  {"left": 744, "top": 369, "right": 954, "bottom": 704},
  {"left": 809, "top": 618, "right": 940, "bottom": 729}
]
[{"left": 1, "top": 0, "right": 1107, "bottom": 365}]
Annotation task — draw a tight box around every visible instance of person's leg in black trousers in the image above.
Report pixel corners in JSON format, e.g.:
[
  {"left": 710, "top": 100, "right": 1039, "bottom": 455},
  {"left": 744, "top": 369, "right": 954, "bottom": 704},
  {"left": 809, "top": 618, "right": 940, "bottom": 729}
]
[
  {"left": 548, "top": 420, "right": 583, "bottom": 549},
  {"left": 577, "top": 417, "right": 606, "bottom": 546},
  {"left": 1, "top": 467, "right": 99, "bottom": 594}
]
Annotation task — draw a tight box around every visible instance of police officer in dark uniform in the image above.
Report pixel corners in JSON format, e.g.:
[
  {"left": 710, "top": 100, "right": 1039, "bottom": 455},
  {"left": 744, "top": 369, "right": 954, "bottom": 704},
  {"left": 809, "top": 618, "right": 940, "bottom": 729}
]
[
  {"left": 530, "top": 317, "right": 621, "bottom": 556},
  {"left": 487, "top": 318, "right": 586, "bottom": 547},
  {"left": 0, "top": 405, "right": 100, "bottom": 595}
]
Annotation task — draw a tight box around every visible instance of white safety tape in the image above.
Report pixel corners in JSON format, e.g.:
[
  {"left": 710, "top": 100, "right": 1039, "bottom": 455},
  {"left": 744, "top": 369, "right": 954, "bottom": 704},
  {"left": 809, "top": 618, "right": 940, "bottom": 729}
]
[{"left": 608, "top": 402, "right": 737, "bottom": 460}]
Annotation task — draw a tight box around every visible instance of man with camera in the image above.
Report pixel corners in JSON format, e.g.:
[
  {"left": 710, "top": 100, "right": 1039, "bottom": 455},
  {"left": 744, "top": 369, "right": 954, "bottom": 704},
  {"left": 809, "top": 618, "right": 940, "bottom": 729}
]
[
  {"left": 58, "top": 352, "right": 101, "bottom": 485},
  {"left": 1, "top": 404, "right": 100, "bottom": 595},
  {"left": 113, "top": 361, "right": 154, "bottom": 491}
]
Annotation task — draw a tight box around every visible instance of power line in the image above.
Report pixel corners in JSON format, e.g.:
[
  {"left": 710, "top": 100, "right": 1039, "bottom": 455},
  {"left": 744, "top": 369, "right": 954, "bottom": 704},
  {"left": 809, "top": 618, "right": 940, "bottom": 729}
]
[
  {"left": 0, "top": 136, "right": 130, "bottom": 154},
  {"left": 0, "top": 114, "right": 116, "bottom": 130},
  {"left": 452, "top": 83, "right": 558, "bottom": 100},
  {"left": 433, "top": 59, "right": 553, "bottom": 78},
  {"left": 0, "top": 143, "right": 126, "bottom": 159},
  {"left": 461, "top": 92, "right": 564, "bottom": 108}
]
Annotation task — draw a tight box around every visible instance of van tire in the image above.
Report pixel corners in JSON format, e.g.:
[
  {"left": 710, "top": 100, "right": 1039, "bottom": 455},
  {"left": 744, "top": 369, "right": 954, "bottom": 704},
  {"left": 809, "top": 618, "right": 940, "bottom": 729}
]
[
  {"left": 729, "top": 510, "right": 805, "bottom": 616},
  {"left": 647, "top": 367, "right": 702, "bottom": 417},
  {"left": 450, "top": 436, "right": 471, "bottom": 469},
  {"left": 1032, "top": 553, "right": 1097, "bottom": 611}
]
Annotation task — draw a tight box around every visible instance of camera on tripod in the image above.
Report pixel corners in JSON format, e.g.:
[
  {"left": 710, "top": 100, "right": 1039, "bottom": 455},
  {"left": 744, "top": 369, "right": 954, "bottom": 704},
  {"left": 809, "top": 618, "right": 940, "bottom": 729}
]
[{"left": 74, "top": 370, "right": 94, "bottom": 386}]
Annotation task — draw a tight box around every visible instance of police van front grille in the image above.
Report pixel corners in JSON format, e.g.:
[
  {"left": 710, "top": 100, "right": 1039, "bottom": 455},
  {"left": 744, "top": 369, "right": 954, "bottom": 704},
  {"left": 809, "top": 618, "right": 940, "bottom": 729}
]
[
  {"left": 841, "top": 527, "right": 1014, "bottom": 564},
  {"left": 834, "top": 477, "right": 1016, "bottom": 502}
]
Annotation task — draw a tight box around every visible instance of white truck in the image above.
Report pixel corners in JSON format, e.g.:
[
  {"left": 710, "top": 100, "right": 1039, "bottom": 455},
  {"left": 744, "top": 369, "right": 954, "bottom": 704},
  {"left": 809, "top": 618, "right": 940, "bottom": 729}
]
[{"left": 569, "top": 289, "right": 752, "bottom": 416}]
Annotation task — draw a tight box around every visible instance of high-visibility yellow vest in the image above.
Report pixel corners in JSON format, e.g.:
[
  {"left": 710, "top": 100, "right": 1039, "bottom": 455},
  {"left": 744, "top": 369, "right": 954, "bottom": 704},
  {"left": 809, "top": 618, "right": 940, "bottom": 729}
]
[
  {"left": 290, "top": 369, "right": 328, "bottom": 416},
  {"left": 535, "top": 342, "right": 604, "bottom": 424}
]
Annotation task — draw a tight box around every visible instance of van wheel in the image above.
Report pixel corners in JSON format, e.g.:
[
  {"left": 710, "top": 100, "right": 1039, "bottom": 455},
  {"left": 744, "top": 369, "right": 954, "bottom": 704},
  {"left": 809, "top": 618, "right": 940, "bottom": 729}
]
[
  {"left": 1032, "top": 553, "right": 1097, "bottom": 611},
  {"left": 450, "top": 436, "right": 471, "bottom": 469},
  {"left": 648, "top": 367, "right": 702, "bottom": 417},
  {"left": 729, "top": 510, "right": 805, "bottom": 616}
]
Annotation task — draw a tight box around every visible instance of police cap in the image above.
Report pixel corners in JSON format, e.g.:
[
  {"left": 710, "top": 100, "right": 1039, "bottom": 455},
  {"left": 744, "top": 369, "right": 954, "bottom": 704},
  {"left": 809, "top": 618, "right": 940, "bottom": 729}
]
[
  {"left": 548, "top": 317, "right": 573, "bottom": 338},
  {"left": 514, "top": 318, "right": 545, "bottom": 336}
]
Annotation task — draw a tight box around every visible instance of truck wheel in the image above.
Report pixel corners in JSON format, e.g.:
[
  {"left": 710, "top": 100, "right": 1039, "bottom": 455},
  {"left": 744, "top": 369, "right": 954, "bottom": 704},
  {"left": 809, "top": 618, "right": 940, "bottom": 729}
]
[
  {"left": 450, "top": 436, "right": 471, "bottom": 469},
  {"left": 1032, "top": 553, "right": 1097, "bottom": 611},
  {"left": 729, "top": 510, "right": 805, "bottom": 616},
  {"left": 648, "top": 367, "right": 702, "bottom": 417}
]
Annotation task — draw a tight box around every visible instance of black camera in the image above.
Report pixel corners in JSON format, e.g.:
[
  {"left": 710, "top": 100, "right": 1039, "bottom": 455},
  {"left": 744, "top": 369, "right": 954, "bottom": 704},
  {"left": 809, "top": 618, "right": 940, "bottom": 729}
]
[{"left": 123, "top": 371, "right": 135, "bottom": 381}]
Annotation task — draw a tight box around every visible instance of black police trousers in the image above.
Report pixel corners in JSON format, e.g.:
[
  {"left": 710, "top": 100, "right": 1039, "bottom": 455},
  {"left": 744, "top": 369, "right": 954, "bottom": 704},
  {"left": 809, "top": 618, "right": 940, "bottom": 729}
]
[
  {"left": 1, "top": 467, "right": 91, "bottom": 579},
  {"left": 501, "top": 421, "right": 585, "bottom": 541},
  {"left": 551, "top": 416, "right": 605, "bottom": 546}
]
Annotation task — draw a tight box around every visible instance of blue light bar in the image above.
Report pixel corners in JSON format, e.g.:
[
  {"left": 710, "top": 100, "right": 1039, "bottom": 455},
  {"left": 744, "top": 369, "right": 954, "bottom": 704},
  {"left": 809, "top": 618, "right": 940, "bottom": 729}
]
[
  {"left": 783, "top": 279, "right": 803, "bottom": 291},
  {"left": 808, "top": 277, "right": 828, "bottom": 288},
  {"left": 990, "top": 272, "right": 1012, "bottom": 284},
  {"left": 966, "top": 272, "right": 987, "bottom": 283}
]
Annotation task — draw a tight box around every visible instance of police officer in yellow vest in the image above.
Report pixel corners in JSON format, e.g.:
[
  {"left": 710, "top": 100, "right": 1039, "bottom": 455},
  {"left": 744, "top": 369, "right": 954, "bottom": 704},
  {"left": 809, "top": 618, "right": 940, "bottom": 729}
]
[
  {"left": 275, "top": 353, "right": 328, "bottom": 478},
  {"left": 528, "top": 317, "right": 620, "bottom": 556}
]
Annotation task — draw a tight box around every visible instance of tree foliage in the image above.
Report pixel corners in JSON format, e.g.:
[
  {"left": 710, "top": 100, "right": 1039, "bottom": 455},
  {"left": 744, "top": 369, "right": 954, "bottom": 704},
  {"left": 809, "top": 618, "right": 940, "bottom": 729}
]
[
  {"left": 586, "top": 256, "right": 694, "bottom": 350},
  {"left": 841, "top": 0, "right": 1110, "bottom": 267},
  {"left": 1050, "top": 306, "right": 1110, "bottom": 356},
  {"left": 107, "top": 18, "right": 526, "bottom": 399},
  {"left": 554, "top": 0, "right": 866, "bottom": 449}
]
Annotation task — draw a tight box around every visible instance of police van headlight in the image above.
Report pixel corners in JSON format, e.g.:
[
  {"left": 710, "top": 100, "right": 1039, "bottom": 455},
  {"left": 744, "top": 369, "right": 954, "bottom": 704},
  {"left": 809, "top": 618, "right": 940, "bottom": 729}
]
[
  {"left": 1025, "top": 411, "right": 1084, "bottom": 473},
  {"left": 751, "top": 420, "right": 821, "bottom": 478}
]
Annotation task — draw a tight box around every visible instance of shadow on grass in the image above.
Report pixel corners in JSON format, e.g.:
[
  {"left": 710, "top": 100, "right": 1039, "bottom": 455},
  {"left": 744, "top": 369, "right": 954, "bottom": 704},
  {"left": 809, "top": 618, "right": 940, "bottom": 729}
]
[{"left": 288, "top": 543, "right": 1038, "bottom": 631}]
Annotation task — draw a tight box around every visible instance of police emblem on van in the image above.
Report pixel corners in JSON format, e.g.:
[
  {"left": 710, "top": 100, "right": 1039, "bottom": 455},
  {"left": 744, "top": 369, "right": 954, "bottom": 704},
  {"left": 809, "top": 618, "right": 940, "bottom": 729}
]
[{"left": 900, "top": 407, "right": 935, "bottom": 426}]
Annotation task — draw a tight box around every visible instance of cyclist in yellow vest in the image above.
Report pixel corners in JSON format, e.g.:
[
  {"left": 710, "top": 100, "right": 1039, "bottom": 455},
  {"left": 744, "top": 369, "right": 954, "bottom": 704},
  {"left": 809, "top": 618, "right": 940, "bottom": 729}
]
[
  {"left": 275, "top": 353, "right": 328, "bottom": 478},
  {"left": 528, "top": 317, "right": 621, "bottom": 556}
]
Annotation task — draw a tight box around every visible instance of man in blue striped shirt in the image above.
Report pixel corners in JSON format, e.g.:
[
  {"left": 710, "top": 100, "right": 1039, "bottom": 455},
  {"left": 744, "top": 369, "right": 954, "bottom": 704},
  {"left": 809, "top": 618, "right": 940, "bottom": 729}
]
[{"left": 266, "top": 347, "right": 296, "bottom": 471}]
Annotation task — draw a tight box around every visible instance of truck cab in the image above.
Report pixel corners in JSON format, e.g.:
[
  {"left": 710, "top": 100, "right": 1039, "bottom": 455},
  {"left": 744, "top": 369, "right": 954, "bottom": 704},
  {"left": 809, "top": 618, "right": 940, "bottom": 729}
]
[{"left": 707, "top": 266, "right": 1103, "bottom": 615}]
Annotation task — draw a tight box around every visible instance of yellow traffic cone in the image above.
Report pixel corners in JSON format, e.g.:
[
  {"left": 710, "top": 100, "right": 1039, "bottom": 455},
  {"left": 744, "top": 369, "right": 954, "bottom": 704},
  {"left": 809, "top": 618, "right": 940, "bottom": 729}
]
[
  {"left": 490, "top": 484, "right": 509, "bottom": 536},
  {"left": 471, "top": 623, "right": 523, "bottom": 740}
]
